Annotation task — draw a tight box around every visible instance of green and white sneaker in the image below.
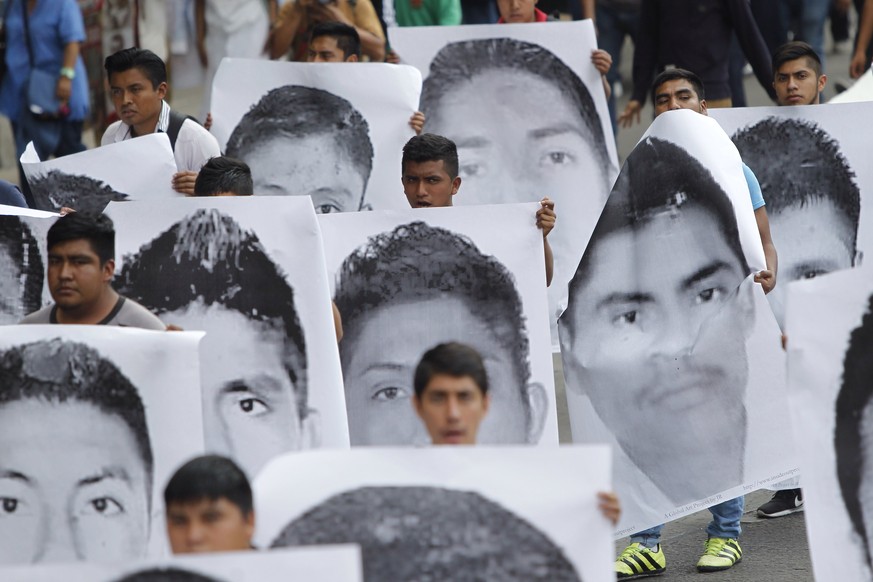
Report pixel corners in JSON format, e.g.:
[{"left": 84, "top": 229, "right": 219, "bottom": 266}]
[
  {"left": 696, "top": 537, "right": 742, "bottom": 572},
  {"left": 615, "top": 542, "right": 667, "bottom": 579}
]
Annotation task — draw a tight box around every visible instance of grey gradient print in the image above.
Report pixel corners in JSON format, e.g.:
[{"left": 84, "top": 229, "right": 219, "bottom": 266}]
[{"left": 271, "top": 486, "right": 581, "bottom": 582}]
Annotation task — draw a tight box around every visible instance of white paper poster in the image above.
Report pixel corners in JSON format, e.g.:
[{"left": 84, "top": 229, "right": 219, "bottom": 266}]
[
  {"left": 391, "top": 20, "right": 619, "bottom": 339},
  {"left": 211, "top": 59, "right": 422, "bottom": 212},
  {"left": 0, "top": 545, "right": 363, "bottom": 581},
  {"left": 0, "top": 325, "right": 204, "bottom": 564},
  {"left": 253, "top": 446, "right": 613, "bottom": 582},
  {"left": 20, "top": 133, "right": 179, "bottom": 214},
  {"left": 785, "top": 265, "right": 873, "bottom": 581},
  {"left": 711, "top": 101, "right": 872, "bottom": 330},
  {"left": 559, "top": 110, "right": 797, "bottom": 536},
  {"left": 105, "top": 197, "right": 349, "bottom": 480},
  {"left": 319, "top": 203, "right": 558, "bottom": 446}
]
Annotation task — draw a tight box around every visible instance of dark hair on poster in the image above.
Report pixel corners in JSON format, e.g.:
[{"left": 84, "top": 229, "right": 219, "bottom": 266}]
[
  {"left": 566, "top": 136, "right": 750, "bottom": 320},
  {"left": 28, "top": 170, "right": 127, "bottom": 215},
  {"left": 0, "top": 215, "right": 44, "bottom": 316},
  {"left": 732, "top": 116, "right": 860, "bottom": 254},
  {"left": 0, "top": 338, "right": 154, "bottom": 497},
  {"left": 334, "top": 221, "right": 531, "bottom": 389},
  {"left": 271, "top": 486, "right": 581, "bottom": 581},
  {"left": 835, "top": 293, "right": 873, "bottom": 568},
  {"left": 419, "top": 37, "right": 611, "bottom": 171},
  {"left": 113, "top": 567, "right": 224, "bottom": 582},
  {"left": 115, "top": 208, "right": 309, "bottom": 419}
]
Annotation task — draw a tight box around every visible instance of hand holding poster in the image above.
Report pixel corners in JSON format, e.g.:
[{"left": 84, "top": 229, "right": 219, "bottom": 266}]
[
  {"left": 559, "top": 110, "right": 796, "bottom": 535},
  {"left": 253, "top": 446, "right": 613, "bottom": 582},
  {"left": 210, "top": 59, "right": 422, "bottom": 211},
  {"left": 20, "top": 133, "right": 178, "bottom": 214}
]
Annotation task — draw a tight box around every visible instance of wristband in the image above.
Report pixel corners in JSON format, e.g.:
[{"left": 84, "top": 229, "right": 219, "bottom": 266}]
[{"left": 60, "top": 67, "right": 75, "bottom": 80}]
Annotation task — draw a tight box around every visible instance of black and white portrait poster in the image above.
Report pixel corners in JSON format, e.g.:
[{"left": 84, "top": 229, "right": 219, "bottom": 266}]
[
  {"left": 785, "top": 265, "right": 873, "bottom": 581},
  {"left": 0, "top": 324, "right": 204, "bottom": 564},
  {"left": 558, "top": 110, "right": 797, "bottom": 536},
  {"left": 105, "top": 196, "right": 349, "bottom": 480},
  {"left": 20, "top": 134, "right": 178, "bottom": 214},
  {"left": 710, "top": 101, "right": 873, "bottom": 331},
  {"left": 390, "top": 20, "right": 619, "bottom": 339},
  {"left": 0, "top": 206, "right": 57, "bottom": 323},
  {"left": 0, "top": 545, "right": 363, "bottom": 581},
  {"left": 318, "top": 203, "right": 558, "bottom": 446},
  {"left": 253, "top": 445, "right": 613, "bottom": 582},
  {"left": 210, "top": 59, "right": 422, "bottom": 212}
]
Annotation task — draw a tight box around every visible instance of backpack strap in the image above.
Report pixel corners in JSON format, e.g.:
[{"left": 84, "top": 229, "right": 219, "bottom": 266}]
[{"left": 166, "top": 109, "right": 199, "bottom": 151}]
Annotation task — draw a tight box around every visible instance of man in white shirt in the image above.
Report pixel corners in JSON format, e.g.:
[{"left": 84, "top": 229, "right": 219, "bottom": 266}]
[{"left": 102, "top": 48, "right": 220, "bottom": 195}]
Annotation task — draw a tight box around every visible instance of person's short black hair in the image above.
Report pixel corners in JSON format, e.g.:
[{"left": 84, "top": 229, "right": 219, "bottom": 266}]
[
  {"left": 115, "top": 208, "right": 309, "bottom": 420},
  {"left": 772, "top": 41, "right": 823, "bottom": 78},
  {"left": 114, "top": 568, "right": 223, "bottom": 582},
  {"left": 566, "top": 137, "right": 750, "bottom": 330},
  {"left": 28, "top": 170, "right": 127, "bottom": 215},
  {"left": 732, "top": 117, "right": 859, "bottom": 255},
  {"left": 402, "top": 134, "right": 459, "bottom": 179},
  {"left": 104, "top": 47, "right": 168, "bottom": 89},
  {"left": 225, "top": 85, "right": 373, "bottom": 209},
  {"left": 836, "top": 294, "right": 873, "bottom": 567},
  {"left": 0, "top": 338, "right": 154, "bottom": 499},
  {"left": 420, "top": 37, "right": 611, "bottom": 173},
  {"left": 334, "top": 221, "right": 531, "bottom": 392},
  {"left": 309, "top": 21, "right": 361, "bottom": 59},
  {"left": 414, "top": 342, "right": 488, "bottom": 399},
  {"left": 0, "top": 216, "right": 44, "bottom": 315},
  {"left": 164, "top": 455, "right": 253, "bottom": 517},
  {"left": 651, "top": 68, "right": 705, "bottom": 105},
  {"left": 194, "top": 156, "right": 254, "bottom": 197},
  {"left": 270, "top": 486, "right": 581, "bottom": 581},
  {"left": 47, "top": 211, "right": 116, "bottom": 265}
]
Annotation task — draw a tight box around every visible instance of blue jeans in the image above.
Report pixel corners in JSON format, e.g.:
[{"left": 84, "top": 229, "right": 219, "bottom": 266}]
[
  {"left": 595, "top": 2, "right": 639, "bottom": 135},
  {"left": 630, "top": 497, "right": 745, "bottom": 547},
  {"left": 780, "top": 0, "right": 830, "bottom": 69}
]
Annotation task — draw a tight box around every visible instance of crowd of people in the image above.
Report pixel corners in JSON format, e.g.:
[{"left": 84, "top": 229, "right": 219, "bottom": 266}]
[{"left": 1, "top": 0, "right": 872, "bottom": 579}]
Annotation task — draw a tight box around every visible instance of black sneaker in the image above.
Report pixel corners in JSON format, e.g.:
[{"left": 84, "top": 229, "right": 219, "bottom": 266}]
[{"left": 757, "top": 488, "right": 803, "bottom": 518}]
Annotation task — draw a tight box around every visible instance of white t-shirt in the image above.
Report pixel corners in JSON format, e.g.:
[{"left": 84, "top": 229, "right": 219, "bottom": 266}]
[
  {"left": 207, "top": 0, "right": 268, "bottom": 34},
  {"left": 101, "top": 101, "right": 220, "bottom": 172}
]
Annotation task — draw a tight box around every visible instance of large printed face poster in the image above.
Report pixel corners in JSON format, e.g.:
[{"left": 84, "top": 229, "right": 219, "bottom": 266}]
[
  {"left": 253, "top": 446, "right": 613, "bottom": 582},
  {"left": 390, "top": 20, "right": 619, "bottom": 337},
  {"left": 20, "top": 134, "right": 178, "bottom": 215},
  {"left": 210, "top": 59, "right": 422, "bottom": 212},
  {"left": 711, "top": 101, "right": 873, "bottom": 330},
  {"left": 319, "top": 203, "right": 558, "bottom": 446},
  {"left": 0, "top": 546, "right": 363, "bottom": 581},
  {"left": 558, "top": 110, "right": 797, "bottom": 535},
  {"left": 0, "top": 325, "right": 204, "bottom": 564},
  {"left": 785, "top": 266, "right": 873, "bottom": 581},
  {"left": 105, "top": 197, "right": 349, "bottom": 480}
]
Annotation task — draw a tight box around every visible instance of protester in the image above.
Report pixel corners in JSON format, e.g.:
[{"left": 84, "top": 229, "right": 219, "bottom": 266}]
[
  {"left": 772, "top": 41, "right": 827, "bottom": 105},
  {"left": 851, "top": 0, "right": 873, "bottom": 78},
  {"left": 268, "top": 0, "right": 385, "bottom": 62},
  {"left": 0, "top": 0, "right": 90, "bottom": 207},
  {"left": 595, "top": 0, "right": 641, "bottom": 132},
  {"left": 195, "top": 0, "right": 276, "bottom": 120},
  {"left": 19, "top": 212, "right": 165, "bottom": 329},
  {"left": 612, "top": 68, "right": 777, "bottom": 579},
  {"left": 102, "top": 48, "right": 220, "bottom": 196},
  {"left": 164, "top": 455, "right": 255, "bottom": 554},
  {"left": 193, "top": 156, "right": 254, "bottom": 197},
  {"left": 620, "top": 0, "right": 777, "bottom": 127},
  {"left": 412, "top": 341, "right": 621, "bottom": 526},
  {"left": 400, "top": 134, "right": 555, "bottom": 286}
]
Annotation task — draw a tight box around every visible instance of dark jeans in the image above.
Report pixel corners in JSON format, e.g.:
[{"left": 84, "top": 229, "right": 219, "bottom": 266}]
[
  {"left": 595, "top": 2, "right": 640, "bottom": 135},
  {"left": 461, "top": 0, "right": 497, "bottom": 24}
]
